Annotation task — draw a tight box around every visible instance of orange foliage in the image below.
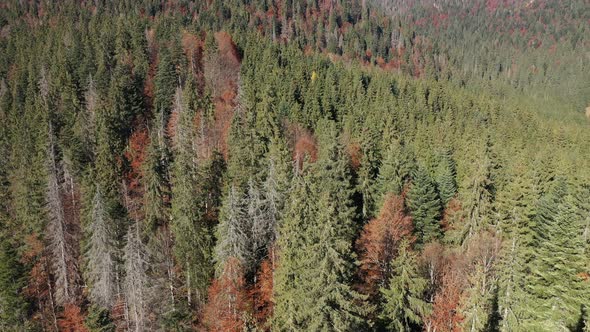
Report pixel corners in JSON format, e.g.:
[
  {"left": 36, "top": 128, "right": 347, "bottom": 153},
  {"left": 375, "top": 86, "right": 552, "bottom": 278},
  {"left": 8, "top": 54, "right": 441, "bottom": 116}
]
[
  {"left": 287, "top": 123, "right": 318, "bottom": 169},
  {"left": 125, "top": 127, "right": 149, "bottom": 191},
  {"left": 201, "top": 258, "right": 251, "bottom": 332},
  {"left": 144, "top": 29, "right": 157, "bottom": 107},
  {"left": 356, "top": 194, "right": 414, "bottom": 296},
  {"left": 58, "top": 304, "right": 88, "bottom": 332},
  {"left": 427, "top": 261, "right": 465, "bottom": 332},
  {"left": 181, "top": 31, "right": 205, "bottom": 92},
  {"left": 251, "top": 257, "right": 274, "bottom": 330},
  {"left": 111, "top": 297, "right": 128, "bottom": 331},
  {"left": 347, "top": 142, "right": 362, "bottom": 170},
  {"left": 22, "top": 234, "right": 57, "bottom": 330},
  {"left": 577, "top": 272, "right": 590, "bottom": 282},
  {"left": 202, "top": 31, "right": 242, "bottom": 159},
  {"left": 441, "top": 198, "right": 463, "bottom": 232},
  {"left": 124, "top": 127, "right": 149, "bottom": 222}
]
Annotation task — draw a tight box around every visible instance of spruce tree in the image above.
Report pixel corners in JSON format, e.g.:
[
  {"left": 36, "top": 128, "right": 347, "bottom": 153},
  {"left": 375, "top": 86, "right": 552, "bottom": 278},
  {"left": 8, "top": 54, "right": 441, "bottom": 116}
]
[
  {"left": 527, "top": 181, "right": 590, "bottom": 328},
  {"left": 305, "top": 123, "right": 368, "bottom": 331},
  {"left": 406, "top": 166, "right": 442, "bottom": 246},
  {"left": 380, "top": 240, "right": 431, "bottom": 332},
  {"left": 273, "top": 164, "right": 316, "bottom": 331},
  {"left": 170, "top": 84, "right": 212, "bottom": 305},
  {"left": 377, "top": 140, "right": 414, "bottom": 199},
  {"left": 435, "top": 149, "right": 457, "bottom": 206},
  {"left": 494, "top": 163, "right": 537, "bottom": 331}
]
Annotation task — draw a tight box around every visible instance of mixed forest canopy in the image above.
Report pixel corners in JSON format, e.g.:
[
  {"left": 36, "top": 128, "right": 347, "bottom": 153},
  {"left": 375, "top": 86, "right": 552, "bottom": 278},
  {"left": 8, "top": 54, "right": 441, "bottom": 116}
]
[{"left": 0, "top": 0, "right": 589, "bottom": 331}]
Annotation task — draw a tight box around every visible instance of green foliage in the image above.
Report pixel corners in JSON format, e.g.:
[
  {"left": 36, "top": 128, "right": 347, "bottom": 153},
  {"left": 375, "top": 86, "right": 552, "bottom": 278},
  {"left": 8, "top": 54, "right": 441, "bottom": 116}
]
[
  {"left": 85, "top": 305, "right": 115, "bottom": 332},
  {"left": 406, "top": 166, "right": 443, "bottom": 246},
  {"left": 380, "top": 241, "right": 431, "bottom": 331}
]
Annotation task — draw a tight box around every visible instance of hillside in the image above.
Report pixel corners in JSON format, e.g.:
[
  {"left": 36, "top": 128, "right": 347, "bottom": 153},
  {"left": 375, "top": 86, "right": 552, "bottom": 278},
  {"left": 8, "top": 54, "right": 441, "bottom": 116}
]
[{"left": 0, "top": 1, "right": 589, "bottom": 331}]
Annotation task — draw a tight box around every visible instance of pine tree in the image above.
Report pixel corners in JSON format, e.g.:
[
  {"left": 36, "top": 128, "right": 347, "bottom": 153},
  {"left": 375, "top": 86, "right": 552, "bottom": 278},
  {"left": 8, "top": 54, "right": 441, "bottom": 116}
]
[
  {"left": 407, "top": 166, "right": 443, "bottom": 246},
  {"left": 380, "top": 240, "right": 431, "bottom": 331}
]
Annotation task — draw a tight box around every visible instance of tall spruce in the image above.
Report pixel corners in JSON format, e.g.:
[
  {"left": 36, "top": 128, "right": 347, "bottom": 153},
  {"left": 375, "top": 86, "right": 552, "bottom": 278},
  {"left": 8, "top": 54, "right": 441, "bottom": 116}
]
[
  {"left": 170, "top": 84, "right": 213, "bottom": 306},
  {"left": 406, "top": 166, "right": 442, "bottom": 246},
  {"left": 304, "top": 122, "right": 368, "bottom": 331},
  {"left": 380, "top": 240, "right": 431, "bottom": 331}
]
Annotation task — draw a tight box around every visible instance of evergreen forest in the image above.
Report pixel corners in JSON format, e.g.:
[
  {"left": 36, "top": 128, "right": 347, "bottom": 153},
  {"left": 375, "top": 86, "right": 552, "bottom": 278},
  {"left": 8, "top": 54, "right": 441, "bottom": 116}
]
[{"left": 0, "top": 0, "right": 589, "bottom": 331}]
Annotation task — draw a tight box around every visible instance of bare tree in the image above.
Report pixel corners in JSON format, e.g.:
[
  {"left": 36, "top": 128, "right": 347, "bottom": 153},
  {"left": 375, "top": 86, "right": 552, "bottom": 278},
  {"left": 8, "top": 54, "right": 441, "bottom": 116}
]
[
  {"left": 46, "top": 124, "right": 79, "bottom": 305},
  {"left": 123, "top": 222, "right": 151, "bottom": 332},
  {"left": 214, "top": 185, "right": 251, "bottom": 274},
  {"left": 87, "top": 187, "right": 117, "bottom": 308}
]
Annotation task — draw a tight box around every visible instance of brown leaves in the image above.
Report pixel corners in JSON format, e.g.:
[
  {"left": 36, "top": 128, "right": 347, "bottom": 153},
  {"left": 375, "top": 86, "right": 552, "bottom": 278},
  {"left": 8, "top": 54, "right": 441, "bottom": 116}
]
[
  {"left": 58, "top": 304, "right": 88, "bottom": 332},
  {"left": 251, "top": 257, "right": 274, "bottom": 330},
  {"left": 356, "top": 194, "right": 414, "bottom": 296},
  {"left": 201, "top": 258, "right": 251, "bottom": 332}
]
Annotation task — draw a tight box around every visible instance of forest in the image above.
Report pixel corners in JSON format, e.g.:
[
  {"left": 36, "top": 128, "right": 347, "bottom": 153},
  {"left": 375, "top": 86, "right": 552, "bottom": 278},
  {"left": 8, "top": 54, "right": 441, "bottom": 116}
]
[{"left": 0, "top": 0, "right": 589, "bottom": 331}]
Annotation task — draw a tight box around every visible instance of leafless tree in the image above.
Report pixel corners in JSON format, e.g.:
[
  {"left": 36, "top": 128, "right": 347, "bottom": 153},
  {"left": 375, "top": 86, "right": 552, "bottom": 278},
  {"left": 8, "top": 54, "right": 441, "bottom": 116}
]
[{"left": 87, "top": 187, "right": 117, "bottom": 308}]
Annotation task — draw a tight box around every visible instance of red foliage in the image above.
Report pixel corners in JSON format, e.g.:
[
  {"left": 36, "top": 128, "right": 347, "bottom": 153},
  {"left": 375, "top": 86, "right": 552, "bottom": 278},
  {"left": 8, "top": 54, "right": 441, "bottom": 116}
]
[
  {"left": 356, "top": 194, "right": 414, "bottom": 296},
  {"left": 427, "top": 260, "right": 466, "bottom": 332},
  {"left": 58, "top": 304, "right": 88, "bottom": 332},
  {"left": 441, "top": 198, "right": 462, "bottom": 232},
  {"left": 22, "top": 234, "right": 57, "bottom": 330},
  {"left": 201, "top": 258, "right": 251, "bottom": 332},
  {"left": 251, "top": 257, "right": 274, "bottom": 330},
  {"left": 124, "top": 127, "right": 149, "bottom": 222},
  {"left": 287, "top": 123, "right": 317, "bottom": 169},
  {"left": 347, "top": 142, "right": 362, "bottom": 170}
]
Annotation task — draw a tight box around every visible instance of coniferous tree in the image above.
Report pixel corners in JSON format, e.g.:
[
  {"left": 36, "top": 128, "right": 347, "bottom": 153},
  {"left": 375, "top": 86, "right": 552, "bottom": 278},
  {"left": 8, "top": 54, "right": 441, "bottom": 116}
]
[
  {"left": 273, "top": 164, "right": 316, "bottom": 331},
  {"left": 170, "top": 84, "right": 213, "bottom": 306},
  {"left": 122, "top": 222, "right": 151, "bottom": 332},
  {"left": 377, "top": 140, "right": 414, "bottom": 199},
  {"left": 435, "top": 149, "right": 457, "bottom": 206},
  {"left": 214, "top": 185, "right": 251, "bottom": 273},
  {"left": 527, "top": 181, "right": 590, "bottom": 329},
  {"left": 305, "top": 123, "right": 368, "bottom": 331},
  {"left": 407, "top": 166, "right": 443, "bottom": 246},
  {"left": 494, "top": 162, "right": 536, "bottom": 331},
  {"left": 380, "top": 240, "right": 431, "bottom": 331}
]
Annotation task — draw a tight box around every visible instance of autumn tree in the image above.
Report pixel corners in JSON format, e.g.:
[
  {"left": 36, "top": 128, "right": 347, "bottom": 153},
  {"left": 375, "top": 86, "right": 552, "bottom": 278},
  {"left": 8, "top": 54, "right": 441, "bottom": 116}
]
[
  {"left": 201, "top": 258, "right": 251, "bottom": 332},
  {"left": 357, "top": 194, "right": 414, "bottom": 297}
]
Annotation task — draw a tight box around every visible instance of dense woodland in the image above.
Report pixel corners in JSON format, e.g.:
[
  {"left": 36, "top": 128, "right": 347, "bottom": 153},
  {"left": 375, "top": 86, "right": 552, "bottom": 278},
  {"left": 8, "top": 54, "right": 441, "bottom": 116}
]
[{"left": 0, "top": 0, "right": 589, "bottom": 331}]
